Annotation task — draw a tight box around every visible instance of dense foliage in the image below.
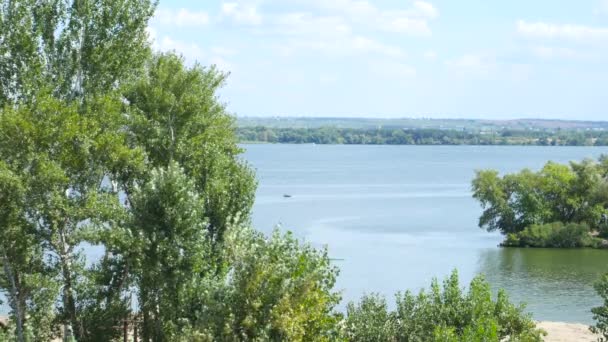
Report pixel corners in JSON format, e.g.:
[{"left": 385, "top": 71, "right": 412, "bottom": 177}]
[
  {"left": 238, "top": 126, "right": 608, "bottom": 146},
  {"left": 342, "top": 270, "right": 544, "bottom": 342},
  {"left": 472, "top": 157, "right": 608, "bottom": 247},
  {"left": 502, "top": 222, "right": 601, "bottom": 248}
]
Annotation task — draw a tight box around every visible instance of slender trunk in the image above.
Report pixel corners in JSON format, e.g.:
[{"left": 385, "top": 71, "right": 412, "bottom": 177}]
[
  {"left": 142, "top": 307, "right": 150, "bottom": 342},
  {"left": 154, "top": 295, "right": 162, "bottom": 342},
  {"left": 58, "top": 228, "right": 80, "bottom": 341},
  {"left": 1, "top": 249, "right": 25, "bottom": 342}
]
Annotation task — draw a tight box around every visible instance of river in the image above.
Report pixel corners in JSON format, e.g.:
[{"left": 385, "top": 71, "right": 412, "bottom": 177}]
[{"left": 245, "top": 144, "right": 608, "bottom": 324}]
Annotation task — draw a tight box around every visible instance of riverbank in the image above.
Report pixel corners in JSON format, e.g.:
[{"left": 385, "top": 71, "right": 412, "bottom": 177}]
[
  {"left": 0, "top": 316, "right": 599, "bottom": 341},
  {"left": 538, "top": 321, "right": 598, "bottom": 341}
]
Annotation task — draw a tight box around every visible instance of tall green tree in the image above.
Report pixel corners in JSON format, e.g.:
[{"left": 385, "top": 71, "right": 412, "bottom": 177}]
[
  {"left": 124, "top": 53, "right": 257, "bottom": 251},
  {"left": 0, "top": 163, "right": 57, "bottom": 341},
  {"left": 0, "top": 0, "right": 155, "bottom": 104},
  {"left": 127, "top": 163, "right": 212, "bottom": 341},
  {"left": 1, "top": 1, "right": 155, "bottom": 340},
  {"left": 0, "top": 95, "right": 140, "bottom": 340}
]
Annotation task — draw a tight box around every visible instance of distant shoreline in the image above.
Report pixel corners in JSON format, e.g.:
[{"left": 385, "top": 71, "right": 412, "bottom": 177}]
[{"left": 237, "top": 126, "right": 608, "bottom": 146}]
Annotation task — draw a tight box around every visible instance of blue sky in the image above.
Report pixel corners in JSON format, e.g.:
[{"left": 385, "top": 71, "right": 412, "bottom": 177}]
[{"left": 149, "top": 0, "right": 608, "bottom": 120}]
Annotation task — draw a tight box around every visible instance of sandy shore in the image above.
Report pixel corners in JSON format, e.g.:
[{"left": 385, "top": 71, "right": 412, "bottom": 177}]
[
  {"left": 0, "top": 316, "right": 600, "bottom": 340},
  {"left": 537, "top": 321, "right": 599, "bottom": 342}
]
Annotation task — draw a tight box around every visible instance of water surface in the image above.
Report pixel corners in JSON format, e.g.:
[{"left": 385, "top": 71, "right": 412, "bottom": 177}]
[{"left": 245, "top": 144, "right": 608, "bottom": 324}]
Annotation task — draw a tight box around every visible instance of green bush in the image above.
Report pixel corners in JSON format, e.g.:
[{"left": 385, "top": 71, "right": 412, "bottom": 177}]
[
  {"left": 502, "top": 222, "right": 597, "bottom": 248},
  {"left": 591, "top": 273, "right": 608, "bottom": 341},
  {"left": 342, "top": 270, "right": 544, "bottom": 341},
  {"left": 190, "top": 227, "right": 342, "bottom": 342},
  {"left": 343, "top": 294, "right": 396, "bottom": 342}
]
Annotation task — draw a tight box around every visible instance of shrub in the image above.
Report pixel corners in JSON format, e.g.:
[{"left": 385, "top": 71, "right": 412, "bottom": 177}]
[
  {"left": 342, "top": 270, "right": 544, "bottom": 341},
  {"left": 191, "top": 227, "right": 342, "bottom": 341},
  {"left": 502, "top": 222, "right": 597, "bottom": 248},
  {"left": 591, "top": 273, "right": 608, "bottom": 341},
  {"left": 343, "top": 294, "right": 396, "bottom": 342}
]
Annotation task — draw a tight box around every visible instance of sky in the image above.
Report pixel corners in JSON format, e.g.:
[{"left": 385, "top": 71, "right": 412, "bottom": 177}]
[{"left": 148, "top": 0, "right": 608, "bottom": 120}]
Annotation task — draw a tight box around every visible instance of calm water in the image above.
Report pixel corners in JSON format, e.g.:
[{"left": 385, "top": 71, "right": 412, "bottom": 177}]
[{"left": 245, "top": 144, "right": 608, "bottom": 324}]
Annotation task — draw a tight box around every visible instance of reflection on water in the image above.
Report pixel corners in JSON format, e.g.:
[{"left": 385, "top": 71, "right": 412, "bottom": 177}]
[{"left": 478, "top": 248, "right": 608, "bottom": 323}]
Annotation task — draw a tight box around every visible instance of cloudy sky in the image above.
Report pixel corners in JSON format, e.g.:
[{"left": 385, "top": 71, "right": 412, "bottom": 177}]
[{"left": 149, "top": 0, "right": 608, "bottom": 120}]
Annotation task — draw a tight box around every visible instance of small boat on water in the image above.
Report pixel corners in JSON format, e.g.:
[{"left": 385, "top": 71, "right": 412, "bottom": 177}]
[{"left": 283, "top": 194, "right": 292, "bottom": 198}]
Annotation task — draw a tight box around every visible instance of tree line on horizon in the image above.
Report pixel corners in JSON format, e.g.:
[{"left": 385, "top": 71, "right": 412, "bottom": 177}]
[{"left": 238, "top": 126, "right": 608, "bottom": 146}]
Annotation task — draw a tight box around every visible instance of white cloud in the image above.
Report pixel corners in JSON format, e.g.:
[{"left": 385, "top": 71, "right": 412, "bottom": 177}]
[
  {"left": 211, "top": 46, "right": 238, "bottom": 57},
  {"left": 209, "top": 56, "right": 235, "bottom": 72},
  {"left": 146, "top": 27, "right": 157, "bottom": 43},
  {"left": 424, "top": 50, "right": 437, "bottom": 60},
  {"left": 155, "top": 8, "right": 209, "bottom": 27},
  {"left": 275, "top": 13, "right": 351, "bottom": 37},
  {"left": 517, "top": 20, "right": 608, "bottom": 42},
  {"left": 531, "top": 46, "right": 588, "bottom": 60},
  {"left": 446, "top": 54, "right": 487, "bottom": 69},
  {"left": 319, "top": 74, "right": 338, "bottom": 84},
  {"left": 445, "top": 54, "right": 532, "bottom": 81},
  {"left": 273, "top": 12, "right": 404, "bottom": 58},
  {"left": 445, "top": 54, "right": 497, "bottom": 77},
  {"left": 156, "top": 36, "right": 206, "bottom": 61},
  {"left": 222, "top": 2, "right": 262, "bottom": 25},
  {"left": 152, "top": 35, "right": 236, "bottom": 72},
  {"left": 278, "top": 35, "right": 405, "bottom": 58},
  {"left": 370, "top": 61, "right": 416, "bottom": 77},
  {"left": 595, "top": 0, "right": 608, "bottom": 15},
  {"left": 383, "top": 17, "right": 431, "bottom": 35},
  {"left": 413, "top": 1, "right": 439, "bottom": 19},
  {"left": 303, "top": 0, "right": 438, "bottom": 35},
  {"left": 351, "top": 36, "right": 405, "bottom": 57}
]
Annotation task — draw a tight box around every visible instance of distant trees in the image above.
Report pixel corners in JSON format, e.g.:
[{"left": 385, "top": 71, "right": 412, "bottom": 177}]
[
  {"left": 237, "top": 126, "right": 608, "bottom": 146},
  {"left": 472, "top": 157, "right": 608, "bottom": 247}
]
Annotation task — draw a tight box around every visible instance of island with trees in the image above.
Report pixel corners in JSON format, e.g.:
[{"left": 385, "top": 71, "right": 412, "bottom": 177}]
[{"left": 472, "top": 156, "right": 608, "bottom": 248}]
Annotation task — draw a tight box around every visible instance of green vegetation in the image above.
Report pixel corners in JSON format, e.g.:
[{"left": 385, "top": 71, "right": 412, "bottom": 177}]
[
  {"left": 592, "top": 273, "right": 608, "bottom": 341},
  {"left": 472, "top": 157, "right": 608, "bottom": 248},
  {"left": 343, "top": 270, "right": 544, "bottom": 342},
  {"left": 502, "top": 222, "right": 599, "bottom": 248},
  {"left": 238, "top": 126, "right": 608, "bottom": 146},
  {"left": 0, "top": 1, "right": 578, "bottom": 341}
]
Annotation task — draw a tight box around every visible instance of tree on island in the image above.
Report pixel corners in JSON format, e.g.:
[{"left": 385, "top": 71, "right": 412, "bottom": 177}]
[{"left": 472, "top": 157, "right": 608, "bottom": 248}]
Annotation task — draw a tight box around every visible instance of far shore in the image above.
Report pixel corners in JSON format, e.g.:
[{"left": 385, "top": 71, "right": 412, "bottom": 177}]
[{"left": 0, "top": 316, "right": 600, "bottom": 341}]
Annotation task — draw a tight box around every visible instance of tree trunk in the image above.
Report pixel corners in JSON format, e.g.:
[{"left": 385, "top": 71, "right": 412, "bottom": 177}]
[
  {"left": 1, "top": 249, "right": 25, "bottom": 342},
  {"left": 141, "top": 286, "right": 150, "bottom": 342},
  {"left": 58, "top": 228, "right": 81, "bottom": 341}
]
